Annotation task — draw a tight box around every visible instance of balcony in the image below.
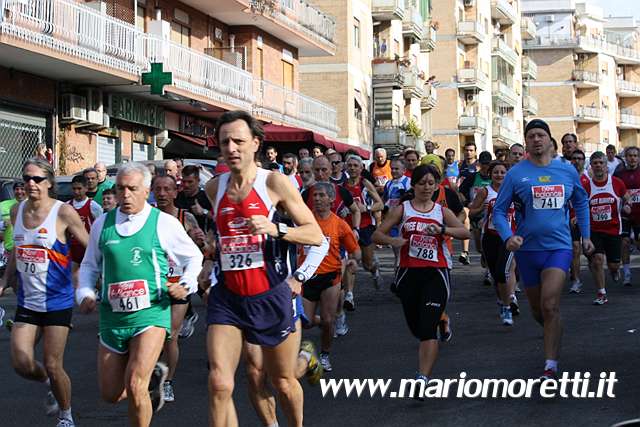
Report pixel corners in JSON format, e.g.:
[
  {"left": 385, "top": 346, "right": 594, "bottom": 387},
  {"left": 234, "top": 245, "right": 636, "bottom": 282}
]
[
  {"left": 572, "top": 69, "right": 600, "bottom": 88},
  {"left": 372, "top": 60, "right": 405, "bottom": 89},
  {"left": 459, "top": 110, "right": 487, "bottom": 135},
  {"left": 492, "top": 38, "right": 518, "bottom": 68},
  {"left": 456, "top": 21, "right": 486, "bottom": 45},
  {"left": 619, "top": 112, "right": 640, "bottom": 129},
  {"left": 372, "top": 0, "right": 405, "bottom": 21},
  {"left": 525, "top": 35, "right": 640, "bottom": 65},
  {"left": 402, "top": 6, "right": 425, "bottom": 42},
  {"left": 421, "top": 85, "right": 437, "bottom": 110},
  {"left": 420, "top": 25, "right": 437, "bottom": 52},
  {"left": 523, "top": 94, "right": 538, "bottom": 116},
  {"left": 522, "top": 56, "right": 537, "bottom": 80},
  {"left": 492, "top": 81, "right": 518, "bottom": 107},
  {"left": 616, "top": 79, "right": 640, "bottom": 97},
  {"left": 402, "top": 68, "right": 425, "bottom": 99},
  {"left": 491, "top": 0, "right": 517, "bottom": 26},
  {"left": 576, "top": 106, "right": 602, "bottom": 123},
  {"left": 521, "top": 16, "right": 536, "bottom": 41},
  {"left": 493, "top": 116, "right": 520, "bottom": 146},
  {"left": 374, "top": 126, "right": 407, "bottom": 149},
  {"left": 457, "top": 67, "right": 489, "bottom": 90}
]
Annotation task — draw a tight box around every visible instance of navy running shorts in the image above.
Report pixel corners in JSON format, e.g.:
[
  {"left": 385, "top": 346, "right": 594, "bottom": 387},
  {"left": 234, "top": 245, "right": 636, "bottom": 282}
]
[{"left": 514, "top": 249, "right": 573, "bottom": 288}]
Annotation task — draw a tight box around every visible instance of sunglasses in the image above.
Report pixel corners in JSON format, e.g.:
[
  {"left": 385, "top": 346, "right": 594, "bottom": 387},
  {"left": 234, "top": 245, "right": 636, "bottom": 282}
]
[
  {"left": 22, "top": 175, "right": 48, "bottom": 183},
  {"left": 572, "top": 157, "right": 585, "bottom": 161},
  {"left": 331, "top": 161, "right": 342, "bottom": 166}
]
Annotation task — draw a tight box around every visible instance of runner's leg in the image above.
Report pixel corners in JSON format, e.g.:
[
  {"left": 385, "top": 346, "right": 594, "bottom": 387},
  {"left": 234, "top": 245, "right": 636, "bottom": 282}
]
[
  {"left": 42, "top": 325, "right": 71, "bottom": 411},
  {"left": 97, "top": 345, "right": 127, "bottom": 403},
  {"left": 164, "top": 303, "right": 189, "bottom": 381},
  {"left": 10, "top": 323, "right": 48, "bottom": 382},
  {"left": 243, "top": 342, "right": 276, "bottom": 427},
  {"left": 539, "top": 268, "right": 566, "bottom": 361},
  {"left": 319, "top": 285, "right": 340, "bottom": 353},
  {"left": 208, "top": 324, "right": 243, "bottom": 427}
]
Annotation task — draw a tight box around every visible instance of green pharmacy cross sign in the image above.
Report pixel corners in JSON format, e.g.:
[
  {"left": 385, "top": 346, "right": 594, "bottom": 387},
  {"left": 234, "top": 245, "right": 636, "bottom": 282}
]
[{"left": 142, "top": 63, "right": 173, "bottom": 95}]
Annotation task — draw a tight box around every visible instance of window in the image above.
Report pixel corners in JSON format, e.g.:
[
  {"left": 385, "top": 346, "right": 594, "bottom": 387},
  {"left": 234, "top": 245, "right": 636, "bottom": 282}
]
[
  {"left": 136, "top": 5, "right": 145, "bottom": 31},
  {"left": 353, "top": 18, "right": 360, "bottom": 48},
  {"left": 354, "top": 97, "right": 363, "bottom": 120},
  {"left": 282, "top": 60, "right": 294, "bottom": 89},
  {"left": 257, "top": 47, "right": 264, "bottom": 80},
  {"left": 171, "top": 21, "right": 190, "bottom": 47}
]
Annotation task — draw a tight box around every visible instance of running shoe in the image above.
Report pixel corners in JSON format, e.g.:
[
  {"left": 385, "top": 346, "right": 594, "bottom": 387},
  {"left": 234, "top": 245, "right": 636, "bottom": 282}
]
[
  {"left": 458, "top": 252, "right": 470, "bottom": 266},
  {"left": 500, "top": 305, "right": 513, "bottom": 326},
  {"left": 509, "top": 294, "right": 520, "bottom": 316},
  {"left": 300, "top": 340, "right": 323, "bottom": 385},
  {"left": 45, "top": 390, "right": 59, "bottom": 416},
  {"left": 611, "top": 270, "right": 621, "bottom": 283},
  {"left": 149, "top": 362, "right": 169, "bottom": 413},
  {"left": 0, "top": 307, "right": 5, "bottom": 326},
  {"left": 179, "top": 311, "right": 199, "bottom": 339},
  {"left": 163, "top": 381, "right": 175, "bottom": 402},
  {"left": 413, "top": 373, "right": 428, "bottom": 401},
  {"left": 373, "top": 269, "right": 381, "bottom": 290},
  {"left": 438, "top": 315, "right": 452, "bottom": 342},
  {"left": 319, "top": 352, "right": 332, "bottom": 372},
  {"left": 5, "top": 319, "right": 13, "bottom": 331},
  {"left": 515, "top": 283, "right": 522, "bottom": 293},
  {"left": 569, "top": 280, "right": 583, "bottom": 294},
  {"left": 343, "top": 291, "right": 355, "bottom": 311},
  {"left": 334, "top": 313, "right": 349, "bottom": 337},
  {"left": 56, "top": 419, "right": 75, "bottom": 427},
  {"left": 623, "top": 272, "right": 632, "bottom": 287},
  {"left": 593, "top": 292, "right": 608, "bottom": 305},
  {"left": 539, "top": 369, "right": 558, "bottom": 381},
  {"left": 483, "top": 270, "right": 493, "bottom": 287}
]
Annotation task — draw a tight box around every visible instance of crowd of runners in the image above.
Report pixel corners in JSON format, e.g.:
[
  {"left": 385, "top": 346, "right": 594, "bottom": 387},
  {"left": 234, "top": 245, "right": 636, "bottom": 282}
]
[{"left": 0, "top": 111, "right": 638, "bottom": 426}]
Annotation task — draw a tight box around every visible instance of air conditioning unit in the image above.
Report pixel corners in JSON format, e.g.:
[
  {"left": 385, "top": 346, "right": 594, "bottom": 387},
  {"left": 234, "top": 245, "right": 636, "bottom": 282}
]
[
  {"left": 85, "top": 88, "right": 106, "bottom": 126},
  {"left": 61, "top": 94, "right": 87, "bottom": 122},
  {"left": 544, "top": 15, "right": 555, "bottom": 23},
  {"left": 463, "top": 0, "right": 474, "bottom": 7},
  {"left": 155, "top": 130, "right": 171, "bottom": 148},
  {"left": 465, "top": 93, "right": 476, "bottom": 102}
]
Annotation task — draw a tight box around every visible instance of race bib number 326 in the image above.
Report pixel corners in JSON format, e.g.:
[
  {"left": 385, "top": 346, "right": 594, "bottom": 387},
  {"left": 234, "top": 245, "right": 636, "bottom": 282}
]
[
  {"left": 220, "top": 235, "right": 264, "bottom": 271},
  {"left": 108, "top": 280, "right": 151, "bottom": 313},
  {"left": 532, "top": 185, "right": 565, "bottom": 210}
]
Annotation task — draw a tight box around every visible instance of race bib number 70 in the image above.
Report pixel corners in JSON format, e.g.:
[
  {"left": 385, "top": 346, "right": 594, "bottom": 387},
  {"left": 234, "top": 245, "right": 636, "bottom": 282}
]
[{"left": 532, "top": 185, "right": 565, "bottom": 210}]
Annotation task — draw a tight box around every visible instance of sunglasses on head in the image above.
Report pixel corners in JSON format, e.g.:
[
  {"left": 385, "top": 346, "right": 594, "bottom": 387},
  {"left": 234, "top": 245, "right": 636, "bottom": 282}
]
[{"left": 22, "top": 174, "right": 47, "bottom": 183}]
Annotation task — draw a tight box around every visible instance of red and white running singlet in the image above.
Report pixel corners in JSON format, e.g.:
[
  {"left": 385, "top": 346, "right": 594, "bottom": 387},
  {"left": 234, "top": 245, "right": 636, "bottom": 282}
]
[
  {"left": 399, "top": 200, "right": 451, "bottom": 269},
  {"left": 344, "top": 178, "right": 373, "bottom": 228},
  {"left": 213, "top": 168, "right": 288, "bottom": 296},
  {"left": 483, "top": 186, "right": 515, "bottom": 235},
  {"left": 584, "top": 175, "right": 626, "bottom": 236}
]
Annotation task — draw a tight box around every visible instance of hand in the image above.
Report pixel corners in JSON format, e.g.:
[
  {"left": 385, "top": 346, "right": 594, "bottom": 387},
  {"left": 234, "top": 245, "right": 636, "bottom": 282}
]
[
  {"left": 286, "top": 276, "right": 302, "bottom": 297},
  {"left": 248, "top": 215, "right": 278, "bottom": 237},
  {"left": 356, "top": 200, "right": 367, "bottom": 213},
  {"left": 167, "top": 282, "right": 189, "bottom": 300},
  {"left": 79, "top": 297, "right": 96, "bottom": 314},
  {"left": 353, "top": 229, "right": 360, "bottom": 241},
  {"left": 189, "top": 227, "right": 206, "bottom": 246},
  {"left": 346, "top": 259, "right": 358, "bottom": 273},
  {"left": 570, "top": 216, "right": 577, "bottom": 226},
  {"left": 191, "top": 200, "right": 205, "bottom": 216},
  {"left": 623, "top": 204, "right": 632, "bottom": 215},
  {"left": 505, "top": 235, "right": 524, "bottom": 252},
  {"left": 390, "top": 237, "right": 407, "bottom": 249},
  {"left": 426, "top": 224, "right": 442, "bottom": 236},
  {"left": 582, "top": 238, "right": 595, "bottom": 256}
]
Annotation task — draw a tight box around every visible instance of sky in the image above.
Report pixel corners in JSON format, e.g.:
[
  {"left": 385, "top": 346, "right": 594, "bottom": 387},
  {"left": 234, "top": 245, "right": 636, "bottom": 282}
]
[{"left": 589, "top": 0, "right": 638, "bottom": 19}]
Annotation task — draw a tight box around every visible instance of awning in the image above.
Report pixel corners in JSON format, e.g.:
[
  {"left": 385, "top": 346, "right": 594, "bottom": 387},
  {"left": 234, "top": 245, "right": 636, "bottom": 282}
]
[
  {"left": 169, "top": 130, "right": 208, "bottom": 147},
  {"left": 263, "top": 123, "right": 333, "bottom": 149},
  {"left": 330, "top": 139, "right": 371, "bottom": 159}
]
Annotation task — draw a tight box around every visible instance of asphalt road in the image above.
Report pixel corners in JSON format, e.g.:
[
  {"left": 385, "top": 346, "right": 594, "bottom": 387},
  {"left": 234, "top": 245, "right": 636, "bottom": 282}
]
[{"left": 1, "top": 249, "right": 639, "bottom": 426}]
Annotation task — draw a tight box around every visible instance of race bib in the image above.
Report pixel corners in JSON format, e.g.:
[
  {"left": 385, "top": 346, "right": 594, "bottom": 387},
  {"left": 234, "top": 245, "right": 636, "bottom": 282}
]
[
  {"left": 532, "top": 185, "right": 565, "bottom": 210},
  {"left": 591, "top": 205, "right": 612, "bottom": 222},
  {"left": 629, "top": 189, "right": 640, "bottom": 204},
  {"left": 16, "top": 247, "right": 48, "bottom": 275},
  {"left": 220, "top": 235, "right": 264, "bottom": 271},
  {"left": 167, "top": 257, "right": 183, "bottom": 279},
  {"left": 108, "top": 279, "right": 151, "bottom": 313},
  {"left": 408, "top": 234, "right": 439, "bottom": 262}
]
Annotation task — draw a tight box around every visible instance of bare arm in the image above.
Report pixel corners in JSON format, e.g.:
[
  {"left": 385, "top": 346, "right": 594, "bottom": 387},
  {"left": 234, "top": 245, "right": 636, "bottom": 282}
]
[
  {"left": 372, "top": 205, "right": 406, "bottom": 247},
  {"left": 442, "top": 207, "right": 472, "bottom": 240},
  {"left": 184, "top": 211, "right": 206, "bottom": 248},
  {"left": 348, "top": 202, "right": 361, "bottom": 229},
  {"left": 467, "top": 187, "right": 487, "bottom": 217},
  {"left": 59, "top": 204, "right": 90, "bottom": 248},
  {"left": 363, "top": 179, "right": 384, "bottom": 213},
  {"left": 3, "top": 205, "right": 19, "bottom": 291}
]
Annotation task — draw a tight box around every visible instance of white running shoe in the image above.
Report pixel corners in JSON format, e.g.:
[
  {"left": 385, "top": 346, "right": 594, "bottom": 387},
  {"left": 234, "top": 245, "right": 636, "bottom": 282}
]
[
  {"left": 319, "top": 353, "right": 332, "bottom": 372},
  {"left": 149, "top": 362, "right": 169, "bottom": 413},
  {"left": 334, "top": 313, "right": 349, "bottom": 337},
  {"left": 343, "top": 291, "right": 355, "bottom": 311},
  {"left": 500, "top": 305, "right": 513, "bottom": 326},
  {"left": 163, "top": 381, "right": 175, "bottom": 402},
  {"left": 569, "top": 281, "right": 583, "bottom": 294},
  {"left": 623, "top": 271, "right": 632, "bottom": 287},
  {"left": 56, "top": 418, "right": 75, "bottom": 427}
]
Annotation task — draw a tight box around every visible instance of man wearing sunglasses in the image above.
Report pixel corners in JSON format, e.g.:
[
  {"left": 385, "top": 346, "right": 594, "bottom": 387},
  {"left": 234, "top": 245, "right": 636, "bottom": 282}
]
[
  {"left": 329, "top": 152, "right": 348, "bottom": 185},
  {"left": 4, "top": 158, "right": 89, "bottom": 427}
]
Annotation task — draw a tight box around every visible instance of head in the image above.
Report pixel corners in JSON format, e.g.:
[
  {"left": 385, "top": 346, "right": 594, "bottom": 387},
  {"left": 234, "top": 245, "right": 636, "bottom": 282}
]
[
  {"left": 311, "top": 182, "right": 335, "bottom": 215},
  {"left": 12, "top": 181, "right": 26, "bottom": 202},
  {"left": 561, "top": 133, "right": 578, "bottom": 158},
  {"left": 525, "top": 119, "right": 553, "bottom": 157},
  {"left": 146, "top": 163, "right": 156, "bottom": 178},
  {"left": 421, "top": 154, "right": 444, "bottom": 182},
  {"left": 35, "top": 143, "right": 47, "bottom": 156},
  {"left": 22, "top": 158, "right": 55, "bottom": 200},
  {"left": 606, "top": 144, "right": 617, "bottom": 161},
  {"left": 374, "top": 148, "right": 387, "bottom": 165},
  {"left": 411, "top": 165, "right": 440, "bottom": 202},
  {"left": 265, "top": 146, "right": 278, "bottom": 162},
  {"left": 298, "top": 147, "right": 310, "bottom": 159},
  {"left": 152, "top": 174, "right": 178, "bottom": 210},
  {"left": 345, "top": 155, "right": 364, "bottom": 179},
  {"left": 404, "top": 149, "right": 419, "bottom": 171},
  {"left": 488, "top": 161, "right": 508, "bottom": 186},
  {"left": 390, "top": 159, "right": 405, "bottom": 180},
  {"left": 590, "top": 151, "right": 607, "bottom": 179},
  {"left": 71, "top": 175, "right": 88, "bottom": 201},
  {"left": 509, "top": 143, "right": 525, "bottom": 165},
  {"left": 329, "top": 152, "right": 343, "bottom": 176},
  {"left": 282, "top": 153, "right": 298, "bottom": 175},
  {"left": 424, "top": 140, "right": 435, "bottom": 154},
  {"left": 312, "top": 156, "right": 331, "bottom": 182},
  {"left": 298, "top": 158, "right": 314, "bottom": 187},
  {"left": 94, "top": 162, "right": 108, "bottom": 182},
  {"left": 101, "top": 188, "right": 117, "bottom": 211},
  {"left": 312, "top": 146, "right": 324, "bottom": 158},
  {"left": 83, "top": 167, "right": 98, "bottom": 191},
  {"left": 445, "top": 149, "right": 456, "bottom": 165},
  {"left": 116, "top": 162, "right": 152, "bottom": 214},
  {"left": 173, "top": 158, "right": 184, "bottom": 176},
  {"left": 164, "top": 160, "right": 178, "bottom": 178},
  {"left": 571, "top": 149, "right": 586, "bottom": 172},
  {"left": 181, "top": 165, "right": 201, "bottom": 196},
  {"left": 478, "top": 151, "right": 492, "bottom": 174},
  {"left": 625, "top": 146, "right": 640, "bottom": 169},
  {"left": 215, "top": 110, "right": 264, "bottom": 173},
  {"left": 495, "top": 149, "right": 507, "bottom": 162},
  {"left": 463, "top": 142, "right": 477, "bottom": 162}
]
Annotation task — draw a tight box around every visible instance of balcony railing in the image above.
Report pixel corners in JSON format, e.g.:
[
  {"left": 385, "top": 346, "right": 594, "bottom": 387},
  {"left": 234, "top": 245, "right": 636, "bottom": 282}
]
[
  {"left": 491, "top": 0, "right": 517, "bottom": 26},
  {"left": 371, "top": 0, "right": 406, "bottom": 21},
  {"left": 521, "top": 16, "right": 536, "bottom": 40},
  {"left": 402, "top": 68, "right": 425, "bottom": 99},
  {"left": 372, "top": 60, "right": 405, "bottom": 89},
  {"left": 576, "top": 106, "right": 602, "bottom": 122},
  {"left": 421, "top": 85, "right": 437, "bottom": 109},
  {"left": 492, "top": 38, "right": 519, "bottom": 67},
  {"left": 523, "top": 94, "right": 538, "bottom": 115},
  {"left": 374, "top": 126, "right": 407, "bottom": 147},
  {"left": 619, "top": 112, "right": 640, "bottom": 129},
  {"left": 522, "top": 56, "right": 537, "bottom": 80},
  {"left": 402, "top": 6, "right": 425, "bottom": 41},
  {"left": 0, "top": 0, "right": 144, "bottom": 75},
  {"left": 492, "top": 80, "right": 518, "bottom": 107},
  {"left": 276, "top": 0, "right": 336, "bottom": 46},
  {"left": 420, "top": 25, "right": 436, "bottom": 52},
  {"left": 458, "top": 67, "right": 489, "bottom": 90},
  {"left": 459, "top": 108, "right": 487, "bottom": 133},
  {"left": 456, "top": 21, "right": 486, "bottom": 44},
  {"left": 493, "top": 116, "right": 520, "bottom": 144},
  {"left": 616, "top": 79, "right": 640, "bottom": 97},
  {"left": 525, "top": 35, "right": 640, "bottom": 64},
  {"left": 572, "top": 69, "right": 600, "bottom": 86}
]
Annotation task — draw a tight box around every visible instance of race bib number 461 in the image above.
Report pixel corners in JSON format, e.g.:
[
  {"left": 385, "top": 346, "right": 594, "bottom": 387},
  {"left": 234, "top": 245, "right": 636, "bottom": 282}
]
[
  {"left": 220, "top": 235, "right": 264, "bottom": 271},
  {"left": 108, "top": 280, "right": 151, "bottom": 313},
  {"left": 532, "top": 185, "right": 565, "bottom": 210}
]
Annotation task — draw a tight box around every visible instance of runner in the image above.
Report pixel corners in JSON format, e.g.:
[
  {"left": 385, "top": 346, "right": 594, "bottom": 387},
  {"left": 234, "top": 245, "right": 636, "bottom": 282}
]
[
  {"left": 492, "top": 119, "right": 593, "bottom": 379},
  {"left": 606, "top": 144, "right": 623, "bottom": 175},
  {"left": 509, "top": 143, "right": 525, "bottom": 166},
  {"left": 568, "top": 149, "right": 590, "bottom": 294},
  {"left": 152, "top": 174, "right": 206, "bottom": 402},
  {"left": 373, "top": 165, "right": 470, "bottom": 395},
  {"left": 614, "top": 146, "right": 640, "bottom": 286},
  {"left": 383, "top": 159, "right": 411, "bottom": 266},
  {"left": 582, "top": 151, "right": 629, "bottom": 305},
  {"left": 370, "top": 148, "right": 393, "bottom": 196},
  {"left": 77, "top": 162, "right": 203, "bottom": 426},
  {"left": 283, "top": 153, "right": 303, "bottom": 191},
  {"left": 5, "top": 158, "right": 89, "bottom": 427},
  {"left": 403, "top": 149, "right": 420, "bottom": 179},
  {"left": 93, "top": 162, "right": 115, "bottom": 205},
  {"left": 468, "top": 161, "right": 518, "bottom": 325},
  {"left": 328, "top": 151, "right": 348, "bottom": 185},
  {"left": 205, "top": 110, "right": 324, "bottom": 427},
  {"left": 560, "top": 133, "right": 578, "bottom": 163},
  {"left": 444, "top": 148, "right": 459, "bottom": 187},
  {"left": 67, "top": 175, "right": 103, "bottom": 266}
]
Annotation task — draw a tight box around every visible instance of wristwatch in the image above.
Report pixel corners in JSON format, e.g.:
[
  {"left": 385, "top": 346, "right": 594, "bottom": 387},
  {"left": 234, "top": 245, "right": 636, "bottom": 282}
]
[
  {"left": 277, "top": 222, "right": 289, "bottom": 239},
  {"left": 293, "top": 271, "right": 306, "bottom": 283}
]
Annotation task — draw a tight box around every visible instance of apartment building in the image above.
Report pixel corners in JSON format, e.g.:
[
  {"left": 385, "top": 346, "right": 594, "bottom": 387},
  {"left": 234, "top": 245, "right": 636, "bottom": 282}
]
[
  {"left": 0, "top": 0, "right": 339, "bottom": 175},
  {"left": 523, "top": 0, "right": 640, "bottom": 154},
  {"left": 430, "top": 0, "right": 531, "bottom": 156}
]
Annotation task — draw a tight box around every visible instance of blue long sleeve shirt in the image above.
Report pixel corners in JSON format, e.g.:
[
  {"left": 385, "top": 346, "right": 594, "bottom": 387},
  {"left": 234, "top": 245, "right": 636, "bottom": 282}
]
[{"left": 493, "top": 159, "right": 590, "bottom": 251}]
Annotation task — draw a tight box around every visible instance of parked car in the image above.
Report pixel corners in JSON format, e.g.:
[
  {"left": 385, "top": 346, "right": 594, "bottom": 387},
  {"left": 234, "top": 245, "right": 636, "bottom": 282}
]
[
  {"left": 0, "top": 177, "right": 20, "bottom": 202},
  {"left": 55, "top": 176, "right": 74, "bottom": 202}
]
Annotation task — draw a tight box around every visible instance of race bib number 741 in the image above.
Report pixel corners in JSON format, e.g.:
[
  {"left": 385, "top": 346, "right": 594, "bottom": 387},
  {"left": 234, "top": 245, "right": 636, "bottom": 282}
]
[{"left": 532, "top": 185, "right": 565, "bottom": 210}]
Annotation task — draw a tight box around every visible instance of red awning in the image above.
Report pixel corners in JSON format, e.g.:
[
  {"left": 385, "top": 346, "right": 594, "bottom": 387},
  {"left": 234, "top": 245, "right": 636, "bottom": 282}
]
[
  {"left": 262, "top": 123, "right": 333, "bottom": 149},
  {"left": 169, "top": 130, "right": 208, "bottom": 147},
  {"left": 329, "top": 139, "right": 371, "bottom": 160}
]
